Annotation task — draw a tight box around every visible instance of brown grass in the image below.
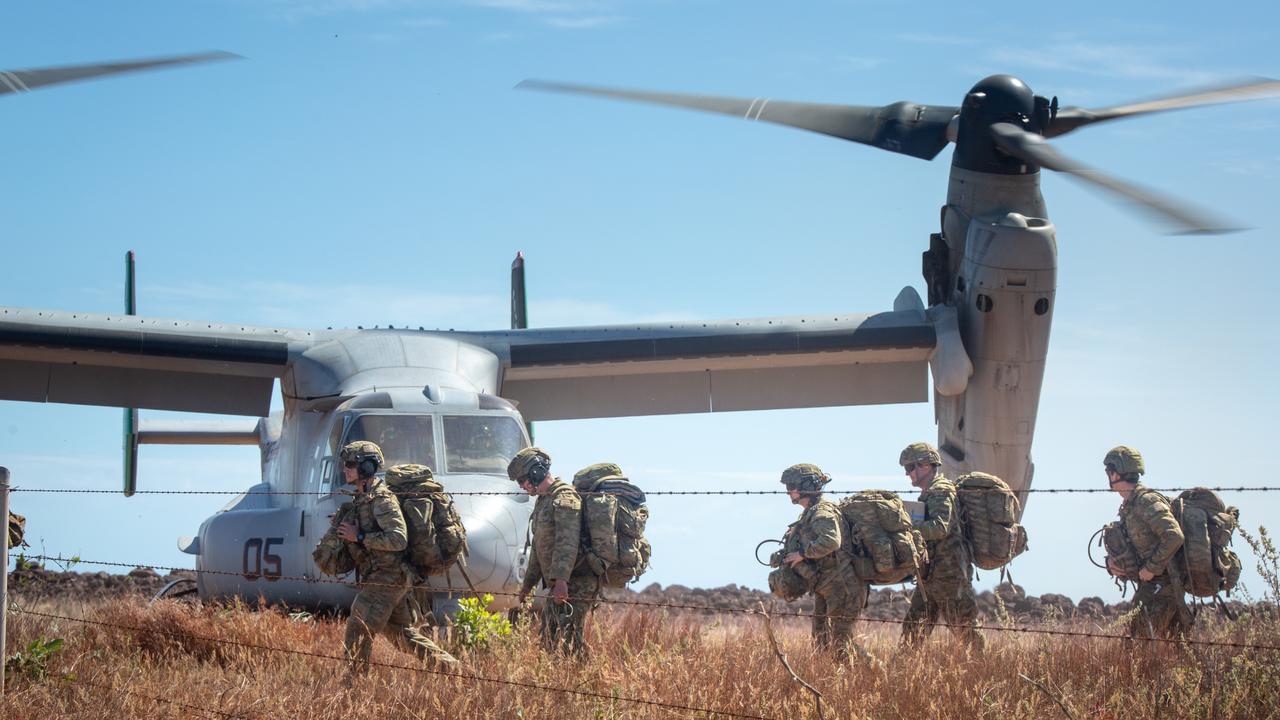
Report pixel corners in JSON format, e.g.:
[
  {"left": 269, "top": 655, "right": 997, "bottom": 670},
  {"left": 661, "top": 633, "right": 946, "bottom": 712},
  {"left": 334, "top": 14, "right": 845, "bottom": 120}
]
[{"left": 3, "top": 596, "right": 1278, "bottom": 719}]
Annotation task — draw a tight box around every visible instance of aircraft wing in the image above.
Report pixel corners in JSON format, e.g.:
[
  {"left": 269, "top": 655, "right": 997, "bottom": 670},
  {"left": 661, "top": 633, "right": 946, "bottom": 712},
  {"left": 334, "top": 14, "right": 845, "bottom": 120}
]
[
  {"left": 480, "top": 302, "right": 957, "bottom": 421},
  {"left": 0, "top": 307, "right": 307, "bottom": 415}
]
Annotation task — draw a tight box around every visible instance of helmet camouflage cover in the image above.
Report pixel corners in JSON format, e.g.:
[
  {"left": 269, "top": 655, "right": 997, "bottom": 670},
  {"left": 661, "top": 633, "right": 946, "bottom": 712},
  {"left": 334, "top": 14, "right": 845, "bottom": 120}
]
[
  {"left": 899, "top": 442, "right": 942, "bottom": 467},
  {"left": 1104, "top": 446, "right": 1145, "bottom": 476},
  {"left": 339, "top": 441, "right": 384, "bottom": 467},
  {"left": 780, "top": 463, "right": 830, "bottom": 493},
  {"left": 573, "top": 462, "right": 624, "bottom": 490},
  {"left": 507, "top": 446, "right": 551, "bottom": 482}
]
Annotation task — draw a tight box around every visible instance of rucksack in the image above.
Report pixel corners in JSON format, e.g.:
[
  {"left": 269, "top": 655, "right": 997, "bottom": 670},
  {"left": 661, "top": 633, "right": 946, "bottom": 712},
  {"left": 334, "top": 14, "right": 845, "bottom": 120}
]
[
  {"left": 7, "top": 511, "right": 25, "bottom": 549},
  {"left": 313, "top": 502, "right": 357, "bottom": 576},
  {"left": 956, "top": 472, "right": 1028, "bottom": 571},
  {"left": 836, "top": 490, "right": 927, "bottom": 585},
  {"left": 576, "top": 470, "right": 651, "bottom": 589},
  {"left": 385, "top": 464, "right": 468, "bottom": 577},
  {"left": 1098, "top": 520, "right": 1143, "bottom": 581},
  {"left": 1170, "top": 488, "right": 1242, "bottom": 598},
  {"left": 767, "top": 520, "right": 817, "bottom": 601}
]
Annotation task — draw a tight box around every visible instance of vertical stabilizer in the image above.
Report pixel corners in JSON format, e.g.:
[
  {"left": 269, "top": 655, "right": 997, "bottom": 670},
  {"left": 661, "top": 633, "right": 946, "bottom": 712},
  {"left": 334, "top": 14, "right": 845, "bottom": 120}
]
[
  {"left": 511, "top": 252, "right": 528, "bottom": 330},
  {"left": 123, "top": 251, "right": 139, "bottom": 496}
]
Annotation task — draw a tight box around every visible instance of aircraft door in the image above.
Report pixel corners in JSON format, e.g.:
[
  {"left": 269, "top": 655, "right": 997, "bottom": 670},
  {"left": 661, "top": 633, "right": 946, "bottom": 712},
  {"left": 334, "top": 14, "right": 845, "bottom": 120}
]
[{"left": 301, "top": 413, "right": 358, "bottom": 607}]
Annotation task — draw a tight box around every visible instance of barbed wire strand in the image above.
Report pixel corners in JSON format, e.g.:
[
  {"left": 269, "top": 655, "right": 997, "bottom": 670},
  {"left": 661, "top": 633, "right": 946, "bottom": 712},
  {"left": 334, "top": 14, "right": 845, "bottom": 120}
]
[
  {"left": 10, "top": 485, "right": 1280, "bottom": 497},
  {"left": 15, "top": 608, "right": 778, "bottom": 720},
  {"left": 16, "top": 555, "right": 1280, "bottom": 652},
  {"left": 72, "top": 676, "right": 244, "bottom": 719}
]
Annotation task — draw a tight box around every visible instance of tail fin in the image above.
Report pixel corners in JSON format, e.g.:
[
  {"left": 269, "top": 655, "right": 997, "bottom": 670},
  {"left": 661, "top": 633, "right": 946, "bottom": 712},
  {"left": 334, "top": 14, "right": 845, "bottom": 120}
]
[
  {"left": 511, "top": 252, "right": 534, "bottom": 442},
  {"left": 123, "top": 251, "right": 139, "bottom": 496},
  {"left": 511, "top": 251, "right": 528, "bottom": 330}
]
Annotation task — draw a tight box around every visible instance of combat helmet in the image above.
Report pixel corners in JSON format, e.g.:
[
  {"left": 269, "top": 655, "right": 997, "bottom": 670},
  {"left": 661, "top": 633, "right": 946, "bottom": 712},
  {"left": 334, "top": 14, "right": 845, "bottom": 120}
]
[
  {"left": 340, "top": 440, "right": 384, "bottom": 478},
  {"left": 1104, "top": 446, "right": 1145, "bottom": 478},
  {"left": 780, "top": 463, "right": 830, "bottom": 494},
  {"left": 899, "top": 442, "right": 942, "bottom": 468},
  {"left": 508, "top": 447, "right": 552, "bottom": 484}
]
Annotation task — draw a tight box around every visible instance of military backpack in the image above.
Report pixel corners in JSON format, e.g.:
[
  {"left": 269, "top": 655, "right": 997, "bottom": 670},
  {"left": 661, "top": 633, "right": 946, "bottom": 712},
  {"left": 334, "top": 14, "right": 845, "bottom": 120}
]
[
  {"left": 575, "top": 465, "right": 651, "bottom": 589},
  {"left": 1098, "top": 520, "right": 1144, "bottom": 581},
  {"left": 836, "top": 490, "right": 927, "bottom": 584},
  {"left": 7, "top": 511, "right": 25, "bottom": 549},
  {"left": 956, "top": 472, "right": 1028, "bottom": 570},
  {"left": 1170, "top": 488, "right": 1242, "bottom": 598},
  {"left": 766, "top": 521, "right": 817, "bottom": 601},
  {"left": 312, "top": 502, "right": 357, "bottom": 576},
  {"left": 385, "top": 464, "right": 468, "bottom": 577}
]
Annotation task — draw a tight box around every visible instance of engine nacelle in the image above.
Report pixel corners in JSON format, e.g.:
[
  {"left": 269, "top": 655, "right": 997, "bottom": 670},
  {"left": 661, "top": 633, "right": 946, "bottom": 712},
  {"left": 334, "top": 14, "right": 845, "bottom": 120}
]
[{"left": 935, "top": 212, "right": 1056, "bottom": 502}]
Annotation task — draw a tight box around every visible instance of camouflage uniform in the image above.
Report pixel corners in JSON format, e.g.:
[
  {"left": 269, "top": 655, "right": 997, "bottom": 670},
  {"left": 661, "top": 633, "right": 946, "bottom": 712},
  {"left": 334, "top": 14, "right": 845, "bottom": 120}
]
[
  {"left": 903, "top": 473, "right": 984, "bottom": 651},
  {"left": 521, "top": 478, "right": 597, "bottom": 656},
  {"left": 320, "top": 478, "right": 458, "bottom": 676},
  {"left": 791, "top": 499, "right": 870, "bottom": 663},
  {"left": 1119, "top": 485, "right": 1192, "bottom": 639}
]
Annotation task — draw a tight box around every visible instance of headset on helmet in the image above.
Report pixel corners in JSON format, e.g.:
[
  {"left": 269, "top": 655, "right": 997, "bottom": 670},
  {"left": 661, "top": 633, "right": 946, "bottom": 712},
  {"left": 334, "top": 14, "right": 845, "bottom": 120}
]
[
  {"left": 340, "top": 441, "right": 384, "bottom": 480},
  {"left": 508, "top": 447, "right": 552, "bottom": 485}
]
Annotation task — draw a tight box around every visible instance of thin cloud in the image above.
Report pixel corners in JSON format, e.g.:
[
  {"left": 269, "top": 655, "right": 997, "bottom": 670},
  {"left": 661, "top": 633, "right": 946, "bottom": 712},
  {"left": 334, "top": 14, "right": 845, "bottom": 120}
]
[
  {"left": 895, "top": 33, "right": 978, "bottom": 47},
  {"left": 142, "top": 280, "right": 695, "bottom": 330},
  {"left": 988, "top": 41, "right": 1219, "bottom": 86},
  {"left": 545, "top": 15, "right": 621, "bottom": 29},
  {"left": 401, "top": 16, "right": 449, "bottom": 27}
]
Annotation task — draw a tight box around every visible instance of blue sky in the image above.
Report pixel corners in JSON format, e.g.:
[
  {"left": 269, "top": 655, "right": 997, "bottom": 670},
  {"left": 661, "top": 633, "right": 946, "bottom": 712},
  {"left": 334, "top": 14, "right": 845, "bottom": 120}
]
[{"left": 2, "top": 0, "right": 1278, "bottom": 603}]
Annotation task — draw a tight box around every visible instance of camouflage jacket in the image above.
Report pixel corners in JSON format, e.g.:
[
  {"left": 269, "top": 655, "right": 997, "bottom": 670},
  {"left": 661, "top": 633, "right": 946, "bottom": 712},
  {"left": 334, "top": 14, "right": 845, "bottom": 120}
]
[
  {"left": 521, "top": 479, "right": 583, "bottom": 593},
  {"left": 1119, "top": 484, "right": 1184, "bottom": 578},
  {"left": 790, "top": 498, "right": 852, "bottom": 580},
  {"left": 344, "top": 479, "right": 411, "bottom": 580},
  {"left": 915, "top": 474, "right": 969, "bottom": 579}
]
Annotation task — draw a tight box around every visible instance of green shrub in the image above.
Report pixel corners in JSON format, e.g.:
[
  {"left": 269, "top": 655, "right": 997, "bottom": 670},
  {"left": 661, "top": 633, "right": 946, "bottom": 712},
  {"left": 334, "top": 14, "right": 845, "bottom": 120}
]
[{"left": 452, "top": 594, "right": 512, "bottom": 652}]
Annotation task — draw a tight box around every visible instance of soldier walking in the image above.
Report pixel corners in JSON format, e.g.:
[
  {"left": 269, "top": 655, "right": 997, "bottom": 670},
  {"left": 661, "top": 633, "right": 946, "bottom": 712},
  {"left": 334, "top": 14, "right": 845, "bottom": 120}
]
[
  {"left": 314, "top": 441, "right": 459, "bottom": 679},
  {"left": 778, "top": 464, "right": 873, "bottom": 665},
  {"left": 510, "top": 447, "right": 597, "bottom": 656},
  {"left": 1104, "top": 445, "right": 1192, "bottom": 639},
  {"left": 899, "top": 442, "right": 984, "bottom": 651}
]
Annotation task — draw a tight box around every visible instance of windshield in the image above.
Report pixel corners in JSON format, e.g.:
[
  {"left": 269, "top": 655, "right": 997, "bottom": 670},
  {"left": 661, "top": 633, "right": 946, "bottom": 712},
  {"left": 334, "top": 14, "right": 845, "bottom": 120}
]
[
  {"left": 442, "top": 415, "right": 526, "bottom": 475},
  {"left": 345, "top": 414, "right": 437, "bottom": 471}
]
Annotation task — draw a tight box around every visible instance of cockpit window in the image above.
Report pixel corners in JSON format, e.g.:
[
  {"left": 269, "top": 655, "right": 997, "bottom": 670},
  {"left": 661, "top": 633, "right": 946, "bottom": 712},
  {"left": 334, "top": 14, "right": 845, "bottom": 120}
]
[
  {"left": 442, "top": 415, "right": 527, "bottom": 475},
  {"left": 345, "top": 414, "right": 437, "bottom": 471}
]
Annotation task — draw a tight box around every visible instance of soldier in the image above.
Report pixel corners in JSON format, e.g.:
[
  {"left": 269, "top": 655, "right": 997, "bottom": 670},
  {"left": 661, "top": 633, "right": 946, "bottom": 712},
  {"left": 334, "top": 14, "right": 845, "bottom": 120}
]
[
  {"left": 778, "top": 463, "right": 873, "bottom": 665},
  {"left": 899, "top": 442, "right": 984, "bottom": 652},
  {"left": 315, "top": 440, "right": 459, "bottom": 679},
  {"left": 509, "top": 447, "right": 596, "bottom": 656},
  {"left": 1104, "top": 445, "right": 1192, "bottom": 639}
]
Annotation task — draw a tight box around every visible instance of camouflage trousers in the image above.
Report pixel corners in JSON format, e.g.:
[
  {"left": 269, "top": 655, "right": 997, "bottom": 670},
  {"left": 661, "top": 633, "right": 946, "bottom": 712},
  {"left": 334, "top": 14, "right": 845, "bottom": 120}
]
[
  {"left": 1128, "top": 576, "right": 1193, "bottom": 640},
  {"left": 902, "top": 576, "right": 985, "bottom": 652},
  {"left": 812, "top": 574, "right": 871, "bottom": 664},
  {"left": 539, "top": 573, "right": 600, "bottom": 657},
  {"left": 344, "top": 575, "right": 458, "bottom": 676}
]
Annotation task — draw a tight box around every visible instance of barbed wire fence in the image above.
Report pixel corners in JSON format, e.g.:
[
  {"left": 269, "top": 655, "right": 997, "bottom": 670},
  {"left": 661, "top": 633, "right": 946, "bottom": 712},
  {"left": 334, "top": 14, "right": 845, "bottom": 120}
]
[
  {"left": 11, "top": 554, "right": 1280, "bottom": 652},
  {"left": 5, "top": 477, "right": 1280, "bottom": 713},
  {"left": 10, "top": 486, "right": 1280, "bottom": 496}
]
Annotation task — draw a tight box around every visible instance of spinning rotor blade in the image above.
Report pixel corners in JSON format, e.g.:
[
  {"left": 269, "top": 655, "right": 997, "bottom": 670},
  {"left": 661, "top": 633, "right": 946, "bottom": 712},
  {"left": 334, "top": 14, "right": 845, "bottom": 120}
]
[
  {"left": 1046, "top": 77, "right": 1280, "bottom": 138},
  {"left": 989, "top": 122, "right": 1237, "bottom": 235},
  {"left": 0, "top": 51, "right": 239, "bottom": 97},
  {"left": 518, "top": 79, "right": 958, "bottom": 160}
]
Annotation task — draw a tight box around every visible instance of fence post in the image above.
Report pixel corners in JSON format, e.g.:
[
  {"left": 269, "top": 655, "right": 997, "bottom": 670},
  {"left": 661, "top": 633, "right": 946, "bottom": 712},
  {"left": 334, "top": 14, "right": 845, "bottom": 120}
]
[{"left": 1, "top": 465, "right": 9, "bottom": 697}]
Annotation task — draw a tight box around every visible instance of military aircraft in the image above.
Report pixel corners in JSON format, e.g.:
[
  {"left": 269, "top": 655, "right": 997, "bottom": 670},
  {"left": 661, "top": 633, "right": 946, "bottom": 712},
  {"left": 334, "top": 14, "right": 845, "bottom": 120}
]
[{"left": 2, "top": 54, "right": 1276, "bottom": 612}]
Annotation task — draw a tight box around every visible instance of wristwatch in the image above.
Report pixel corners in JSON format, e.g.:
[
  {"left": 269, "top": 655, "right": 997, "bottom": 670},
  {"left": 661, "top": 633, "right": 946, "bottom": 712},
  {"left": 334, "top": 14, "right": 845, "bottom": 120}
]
[{"left": 356, "top": 530, "right": 366, "bottom": 543}]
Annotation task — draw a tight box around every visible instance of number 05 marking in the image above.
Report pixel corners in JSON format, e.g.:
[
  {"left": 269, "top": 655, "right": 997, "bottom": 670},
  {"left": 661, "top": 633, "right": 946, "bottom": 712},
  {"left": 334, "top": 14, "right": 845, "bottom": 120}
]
[{"left": 242, "top": 537, "right": 285, "bottom": 581}]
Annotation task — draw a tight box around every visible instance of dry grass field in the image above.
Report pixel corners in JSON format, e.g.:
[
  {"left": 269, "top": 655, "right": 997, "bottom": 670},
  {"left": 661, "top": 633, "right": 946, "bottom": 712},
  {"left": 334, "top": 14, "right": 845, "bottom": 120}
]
[{"left": 2, "top": 591, "right": 1279, "bottom": 720}]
